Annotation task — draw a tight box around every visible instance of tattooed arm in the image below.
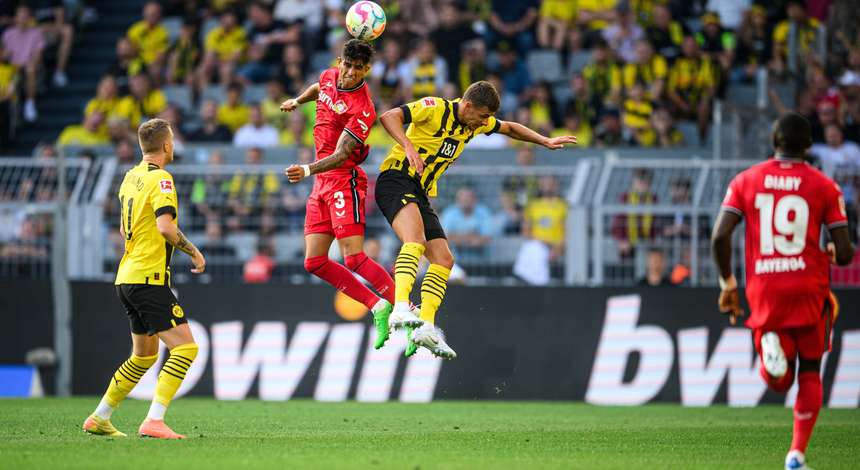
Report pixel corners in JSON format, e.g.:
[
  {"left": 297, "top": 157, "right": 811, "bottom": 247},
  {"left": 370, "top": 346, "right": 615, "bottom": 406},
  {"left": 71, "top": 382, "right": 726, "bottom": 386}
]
[
  {"left": 285, "top": 131, "right": 360, "bottom": 183},
  {"left": 156, "top": 213, "right": 206, "bottom": 273}
]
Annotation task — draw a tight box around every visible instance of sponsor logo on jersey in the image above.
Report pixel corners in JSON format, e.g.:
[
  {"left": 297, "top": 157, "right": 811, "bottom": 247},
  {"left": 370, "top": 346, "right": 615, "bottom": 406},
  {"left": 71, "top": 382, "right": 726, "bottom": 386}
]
[
  {"left": 160, "top": 179, "right": 173, "bottom": 193},
  {"left": 172, "top": 304, "right": 185, "bottom": 318},
  {"left": 422, "top": 97, "right": 436, "bottom": 107},
  {"left": 319, "top": 90, "right": 348, "bottom": 114},
  {"left": 335, "top": 210, "right": 346, "bottom": 218},
  {"left": 754, "top": 256, "right": 807, "bottom": 274},
  {"left": 356, "top": 118, "right": 369, "bottom": 134}
]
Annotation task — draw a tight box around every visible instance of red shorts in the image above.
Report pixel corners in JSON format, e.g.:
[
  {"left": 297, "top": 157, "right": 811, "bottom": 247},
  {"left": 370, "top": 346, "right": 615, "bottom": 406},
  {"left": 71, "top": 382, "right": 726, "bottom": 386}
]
[
  {"left": 753, "top": 292, "right": 837, "bottom": 362},
  {"left": 304, "top": 170, "right": 367, "bottom": 239}
]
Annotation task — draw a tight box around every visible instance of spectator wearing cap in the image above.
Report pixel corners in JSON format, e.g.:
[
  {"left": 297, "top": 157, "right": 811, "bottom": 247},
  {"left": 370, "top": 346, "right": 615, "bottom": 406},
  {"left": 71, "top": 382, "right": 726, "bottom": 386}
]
[
  {"left": 486, "top": 0, "right": 538, "bottom": 57},
  {"left": 113, "top": 73, "right": 167, "bottom": 127},
  {"left": 646, "top": 4, "right": 687, "bottom": 62},
  {"left": 602, "top": 5, "right": 644, "bottom": 64},
  {"left": 217, "top": 82, "right": 251, "bottom": 133},
  {"left": 188, "top": 100, "right": 233, "bottom": 142},
  {"left": 668, "top": 35, "right": 716, "bottom": 142},
  {"left": 166, "top": 20, "right": 200, "bottom": 87},
  {"left": 401, "top": 39, "right": 448, "bottom": 101},
  {"left": 537, "top": 0, "right": 576, "bottom": 50},
  {"left": 196, "top": 10, "right": 247, "bottom": 90},
  {"left": 234, "top": 103, "right": 279, "bottom": 147},
  {"left": 697, "top": 11, "right": 735, "bottom": 80},
  {"left": 732, "top": 4, "right": 773, "bottom": 83},
  {"left": 57, "top": 111, "right": 109, "bottom": 147},
  {"left": 2, "top": 5, "right": 43, "bottom": 122},
  {"left": 619, "top": 39, "right": 667, "bottom": 101},
  {"left": 583, "top": 39, "right": 622, "bottom": 110},
  {"left": 127, "top": 2, "right": 169, "bottom": 79}
]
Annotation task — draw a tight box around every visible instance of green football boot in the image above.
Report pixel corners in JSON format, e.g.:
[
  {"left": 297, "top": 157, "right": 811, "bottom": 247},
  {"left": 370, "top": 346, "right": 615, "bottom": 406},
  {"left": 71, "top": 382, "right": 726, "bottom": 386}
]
[{"left": 371, "top": 299, "right": 393, "bottom": 349}]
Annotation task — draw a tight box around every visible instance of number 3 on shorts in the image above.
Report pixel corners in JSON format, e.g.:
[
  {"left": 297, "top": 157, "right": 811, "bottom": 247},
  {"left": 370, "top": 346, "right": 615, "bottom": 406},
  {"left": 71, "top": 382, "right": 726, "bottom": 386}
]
[{"left": 333, "top": 191, "right": 346, "bottom": 209}]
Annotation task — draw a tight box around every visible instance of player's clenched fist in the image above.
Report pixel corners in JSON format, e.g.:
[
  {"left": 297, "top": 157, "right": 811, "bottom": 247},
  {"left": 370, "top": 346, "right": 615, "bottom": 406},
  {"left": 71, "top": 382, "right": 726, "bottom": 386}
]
[
  {"left": 717, "top": 274, "right": 744, "bottom": 325},
  {"left": 285, "top": 164, "right": 309, "bottom": 183},
  {"left": 280, "top": 98, "right": 299, "bottom": 112}
]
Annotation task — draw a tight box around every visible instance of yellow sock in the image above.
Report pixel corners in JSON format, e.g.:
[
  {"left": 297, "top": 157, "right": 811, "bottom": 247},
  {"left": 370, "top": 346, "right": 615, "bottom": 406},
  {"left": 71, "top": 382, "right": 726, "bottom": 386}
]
[
  {"left": 420, "top": 264, "right": 450, "bottom": 325},
  {"left": 394, "top": 242, "right": 425, "bottom": 304},
  {"left": 103, "top": 353, "right": 158, "bottom": 408},
  {"left": 153, "top": 343, "right": 198, "bottom": 407}
]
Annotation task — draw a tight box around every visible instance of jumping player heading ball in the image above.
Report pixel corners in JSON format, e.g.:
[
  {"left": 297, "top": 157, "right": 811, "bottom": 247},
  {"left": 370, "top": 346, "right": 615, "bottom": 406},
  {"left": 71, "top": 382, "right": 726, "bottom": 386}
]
[{"left": 280, "top": 39, "right": 407, "bottom": 348}]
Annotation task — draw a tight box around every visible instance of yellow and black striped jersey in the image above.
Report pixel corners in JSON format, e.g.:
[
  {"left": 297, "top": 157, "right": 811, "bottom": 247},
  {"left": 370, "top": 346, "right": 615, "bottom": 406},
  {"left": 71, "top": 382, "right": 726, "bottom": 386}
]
[
  {"left": 379, "top": 97, "right": 500, "bottom": 197},
  {"left": 115, "top": 161, "right": 178, "bottom": 286}
]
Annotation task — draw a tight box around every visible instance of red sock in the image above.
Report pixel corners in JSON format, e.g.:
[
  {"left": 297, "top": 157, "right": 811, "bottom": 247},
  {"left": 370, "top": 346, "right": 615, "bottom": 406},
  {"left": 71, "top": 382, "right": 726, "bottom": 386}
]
[
  {"left": 760, "top": 361, "right": 795, "bottom": 393},
  {"left": 791, "top": 371, "right": 822, "bottom": 453},
  {"left": 305, "top": 256, "right": 379, "bottom": 309},
  {"left": 345, "top": 252, "right": 395, "bottom": 304}
]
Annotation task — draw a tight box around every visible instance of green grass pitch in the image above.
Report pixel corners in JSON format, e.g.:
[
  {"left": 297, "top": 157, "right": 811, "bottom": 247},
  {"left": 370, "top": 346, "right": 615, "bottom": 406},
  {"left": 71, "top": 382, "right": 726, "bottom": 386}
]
[{"left": 1, "top": 398, "right": 858, "bottom": 469}]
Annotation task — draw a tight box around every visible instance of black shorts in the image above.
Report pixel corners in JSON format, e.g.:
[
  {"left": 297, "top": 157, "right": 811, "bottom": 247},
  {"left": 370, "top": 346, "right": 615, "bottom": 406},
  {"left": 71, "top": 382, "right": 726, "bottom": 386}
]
[
  {"left": 116, "top": 284, "right": 188, "bottom": 335},
  {"left": 375, "top": 170, "right": 446, "bottom": 241}
]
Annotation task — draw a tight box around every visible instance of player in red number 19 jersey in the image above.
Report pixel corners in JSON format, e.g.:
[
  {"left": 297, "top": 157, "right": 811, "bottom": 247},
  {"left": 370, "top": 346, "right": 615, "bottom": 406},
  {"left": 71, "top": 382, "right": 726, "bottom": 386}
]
[
  {"left": 711, "top": 113, "right": 855, "bottom": 470},
  {"left": 280, "top": 39, "right": 397, "bottom": 349}
]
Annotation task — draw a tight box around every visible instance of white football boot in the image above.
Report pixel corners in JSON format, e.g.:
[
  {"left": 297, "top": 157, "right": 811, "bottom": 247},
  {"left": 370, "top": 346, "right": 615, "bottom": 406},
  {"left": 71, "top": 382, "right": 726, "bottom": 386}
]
[
  {"left": 410, "top": 323, "right": 457, "bottom": 359},
  {"left": 761, "top": 331, "right": 788, "bottom": 379},
  {"left": 388, "top": 302, "right": 423, "bottom": 330}
]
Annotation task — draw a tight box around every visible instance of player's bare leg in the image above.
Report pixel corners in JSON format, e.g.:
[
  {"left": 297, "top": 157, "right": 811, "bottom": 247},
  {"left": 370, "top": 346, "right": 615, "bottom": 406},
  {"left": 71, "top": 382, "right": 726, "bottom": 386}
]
[
  {"left": 139, "top": 323, "right": 198, "bottom": 439},
  {"left": 337, "top": 234, "right": 394, "bottom": 348},
  {"left": 83, "top": 333, "right": 159, "bottom": 437},
  {"left": 390, "top": 203, "right": 426, "bottom": 335},
  {"left": 408, "top": 238, "right": 456, "bottom": 359}
]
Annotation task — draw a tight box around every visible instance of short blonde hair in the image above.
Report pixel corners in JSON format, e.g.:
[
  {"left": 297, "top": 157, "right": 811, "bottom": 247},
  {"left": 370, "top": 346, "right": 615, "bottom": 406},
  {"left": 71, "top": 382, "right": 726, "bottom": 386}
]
[{"left": 137, "top": 118, "right": 172, "bottom": 154}]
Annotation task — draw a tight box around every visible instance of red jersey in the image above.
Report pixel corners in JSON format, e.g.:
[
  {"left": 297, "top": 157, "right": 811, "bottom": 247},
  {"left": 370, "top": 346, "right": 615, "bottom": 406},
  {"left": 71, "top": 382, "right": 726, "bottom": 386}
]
[
  {"left": 721, "top": 158, "right": 848, "bottom": 329},
  {"left": 313, "top": 67, "right": 376, "bottom": 179}
]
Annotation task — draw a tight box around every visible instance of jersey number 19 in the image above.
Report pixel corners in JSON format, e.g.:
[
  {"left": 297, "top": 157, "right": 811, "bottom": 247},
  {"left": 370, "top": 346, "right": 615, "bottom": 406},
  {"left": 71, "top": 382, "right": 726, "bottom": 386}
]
[{"left": 754, "top": 193, "right": 809, "bottom": 256}]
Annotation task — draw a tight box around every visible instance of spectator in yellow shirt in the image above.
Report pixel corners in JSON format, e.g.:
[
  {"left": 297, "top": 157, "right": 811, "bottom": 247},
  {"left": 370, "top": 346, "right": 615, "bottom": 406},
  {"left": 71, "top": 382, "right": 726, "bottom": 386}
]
[
  {"left": 197, "top": 10, "right": 247, "bottom": 89},
  {"left": 648, "top": 107, "right": 685, "bottom": 148},
  {"left": 620, "top": 39, "right": 667, "bottom": 100},
  {"left": 576, "top": 0, "right": 618, "bottom": 33},
  {"left": 0, "top": 49, "right": 16, "bottom": 151},
  {"left": 583, "top": 38, "right": 622, "bottom": 109},
  {"left": 772, "top": 1, "right": 821, "bottom": 71},
  {"left": 553, "top": 110, "right": 593, "bottom": 148},
  {"left": 523, "top": 175, "right": 567, "bottom": 260},
  {"left": 261, "top": 79, "right": 287, "bottom": 129},
  {"left": 57, "top": 111, "right": 109, "bottom": 146},
  {"left": 622, "top": 83, "right": 655, "bottom": 147},
  {"left": 112, "top": 73, "right": 167, "bottom": 127},
  {"left": 126, "top": 1, "right": 169, "bottom": 77},
  {"left": 538, "top": 0, "right": 576, "bottom": 50},
  {"left": 217, "top": 81, "right": 250, "bottom": 132},
  {"left": 85, "top": 75, "right": 120, "bottom": 119},
  {"left": 279, "top": 109, "right": 313, "bottom": 147},
  {"left": 667, "top": 36, "right": 716, "bottom": 142}
]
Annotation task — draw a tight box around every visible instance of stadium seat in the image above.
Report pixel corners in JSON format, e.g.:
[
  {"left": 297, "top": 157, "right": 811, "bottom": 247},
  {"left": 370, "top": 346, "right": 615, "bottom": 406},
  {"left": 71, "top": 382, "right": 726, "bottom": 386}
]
[
  {"left": 726, "top": 84, "right": 758, "bottom": 108},
  {"left": 272, "top": 234, "right": 305, "bottom": 262},
  {"left": 162, "top": 16, "right": 183, "bottom": 42},
  {"left": 225, "top": 232, "right": 258, "bottom": 261},
  {"left": 245, "top": 85, "right": 267, "bottom": 104},
  {"left": 527, "top": 50, "right": 563, "bottom": 83},
  {"left": 164, "top": 85, "right": 194, "bottom": 113},
  {"left": 201, "top": 85, "right": 226, "bottom": 104},
  {"left": 488, "top": 237, "right": 524, "bottom": 264},
  {"left": 567, "top": 51, "right": 591, "bottom": 76},
  {"left": 310, "top": 51, "right": 334, "bottom": 75},
  {"left": 676, "top": 121, "right": 700, "bottom": 147}
]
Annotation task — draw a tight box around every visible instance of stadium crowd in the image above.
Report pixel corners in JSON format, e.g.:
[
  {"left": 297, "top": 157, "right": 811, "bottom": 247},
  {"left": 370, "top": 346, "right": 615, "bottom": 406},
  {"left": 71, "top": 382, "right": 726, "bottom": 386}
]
[{"left": 2, "top": 0, "right": 860, "bottom": 285}]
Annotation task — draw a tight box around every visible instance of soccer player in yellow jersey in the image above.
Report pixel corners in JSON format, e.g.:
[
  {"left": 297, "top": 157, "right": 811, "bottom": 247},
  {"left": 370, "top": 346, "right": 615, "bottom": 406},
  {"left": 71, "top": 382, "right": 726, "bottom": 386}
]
[
  {"left": 377, "top": 81, "right": 576, "bottom": 358},
  {"left": 82, "top": 118, "right": 206, "bottom": 440}
]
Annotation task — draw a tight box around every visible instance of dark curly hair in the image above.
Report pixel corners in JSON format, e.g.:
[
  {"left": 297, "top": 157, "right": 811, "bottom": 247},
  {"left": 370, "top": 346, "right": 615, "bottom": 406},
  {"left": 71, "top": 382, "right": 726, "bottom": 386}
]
[{"left": 342, "top": 39, "right": 374, "bottom": 67}]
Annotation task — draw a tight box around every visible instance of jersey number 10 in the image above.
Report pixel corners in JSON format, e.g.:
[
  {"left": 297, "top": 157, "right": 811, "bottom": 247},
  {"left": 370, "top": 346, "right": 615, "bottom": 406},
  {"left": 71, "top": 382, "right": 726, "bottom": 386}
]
[{"left": 754, "top": 193, "right": 809, "bottom": 256}]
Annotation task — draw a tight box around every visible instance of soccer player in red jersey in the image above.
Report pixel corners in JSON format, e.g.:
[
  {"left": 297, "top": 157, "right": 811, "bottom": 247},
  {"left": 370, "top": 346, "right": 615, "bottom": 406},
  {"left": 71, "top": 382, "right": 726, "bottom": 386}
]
[
  {"left": 280, "top": 39, "right": 401, "bottom": 348},
  {"left": 711, "top": 113, "right": 855, "bottom": 470}
]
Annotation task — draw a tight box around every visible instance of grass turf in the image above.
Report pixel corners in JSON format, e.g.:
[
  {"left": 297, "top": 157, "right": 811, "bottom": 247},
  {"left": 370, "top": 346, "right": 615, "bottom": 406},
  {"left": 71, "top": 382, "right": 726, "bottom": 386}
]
[{"left": 0, "top": 398, "right": 858, "bottom": 469}]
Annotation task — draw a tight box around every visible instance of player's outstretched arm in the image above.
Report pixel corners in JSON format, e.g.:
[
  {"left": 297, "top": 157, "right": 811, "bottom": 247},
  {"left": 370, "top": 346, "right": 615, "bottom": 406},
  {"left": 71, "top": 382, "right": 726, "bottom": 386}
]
[
  {"left": 711, "top": 209, "right": 743, "bottom": 324},
  {"left": 380, "top": 107, "right": 424, "bottom": 174},
  {"left": 156, "top": 213, "right": 206, "bottom": 273},
  {"left": 828, "top": 225, "right": 855, "bottom": 266},
  {"left": 281, "top": 82, "right": 320, "bottom": 112},
  {"left": 497, "top": 120, "right": 577, "bottom": 149},
  {"left": 285, "top": 131, "right": 359, "bottom": 183}
]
